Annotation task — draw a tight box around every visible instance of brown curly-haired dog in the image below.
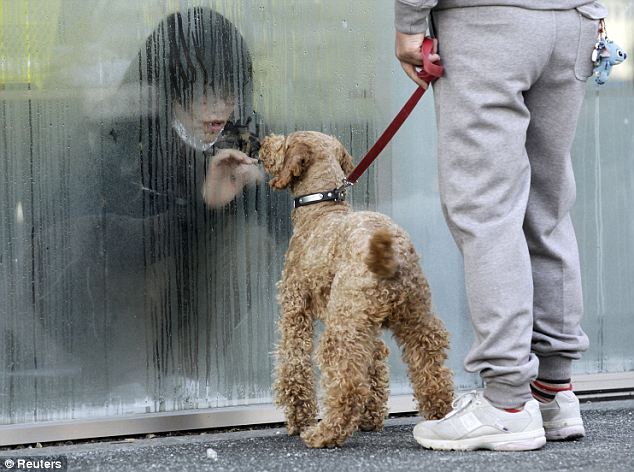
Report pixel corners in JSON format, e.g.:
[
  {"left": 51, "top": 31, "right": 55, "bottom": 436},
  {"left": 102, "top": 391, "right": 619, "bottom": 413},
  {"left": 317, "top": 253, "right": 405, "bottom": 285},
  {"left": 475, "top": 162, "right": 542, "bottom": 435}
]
[{"left": 259, "top": 131, "right": 454, "bottom": 448}]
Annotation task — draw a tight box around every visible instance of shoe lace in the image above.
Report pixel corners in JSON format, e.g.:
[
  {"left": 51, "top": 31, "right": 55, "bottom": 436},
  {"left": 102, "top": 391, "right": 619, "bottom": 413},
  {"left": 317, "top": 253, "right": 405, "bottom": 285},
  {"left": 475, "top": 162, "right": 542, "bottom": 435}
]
[{"left": 443, "top": 390, "right": 481, "bottom": 420}]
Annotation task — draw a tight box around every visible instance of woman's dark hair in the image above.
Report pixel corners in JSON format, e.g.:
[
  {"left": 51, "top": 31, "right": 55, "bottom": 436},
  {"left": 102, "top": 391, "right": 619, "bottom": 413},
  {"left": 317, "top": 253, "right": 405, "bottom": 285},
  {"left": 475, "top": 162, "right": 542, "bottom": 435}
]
[{"left": 140, "top": 7, "right": 253, "bottom": 121}]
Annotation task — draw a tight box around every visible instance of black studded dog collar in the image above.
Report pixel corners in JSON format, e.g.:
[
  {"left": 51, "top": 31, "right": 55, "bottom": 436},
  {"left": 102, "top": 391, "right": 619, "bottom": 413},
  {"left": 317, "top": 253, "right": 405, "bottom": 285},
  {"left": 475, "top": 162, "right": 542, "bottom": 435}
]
[{"left": 293, "top": 187, "right": 347, "bottom": 208}]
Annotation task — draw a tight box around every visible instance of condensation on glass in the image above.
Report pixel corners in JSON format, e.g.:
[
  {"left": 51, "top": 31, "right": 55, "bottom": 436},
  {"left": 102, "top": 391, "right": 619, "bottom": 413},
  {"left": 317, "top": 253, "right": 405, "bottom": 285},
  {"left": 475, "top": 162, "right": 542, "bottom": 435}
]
[{"left": 0, "top": 0, "right": 632, "bottom": 427}]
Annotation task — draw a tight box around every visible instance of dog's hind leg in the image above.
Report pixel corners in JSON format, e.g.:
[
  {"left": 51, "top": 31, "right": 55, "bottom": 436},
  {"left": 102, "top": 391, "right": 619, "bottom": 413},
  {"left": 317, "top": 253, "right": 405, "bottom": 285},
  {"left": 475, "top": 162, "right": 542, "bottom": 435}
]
[
  {"left": 300, "top": 310, "right": 377, "bottom": 448},
  {"left": 358, "top": 337, "right": 390, "bottom": 432},
  {"left": 273, "top": 285, "right": 317, "bottom": 435},
  {"left": 391, "top": 296, "right": 454, "bottom": 420}
]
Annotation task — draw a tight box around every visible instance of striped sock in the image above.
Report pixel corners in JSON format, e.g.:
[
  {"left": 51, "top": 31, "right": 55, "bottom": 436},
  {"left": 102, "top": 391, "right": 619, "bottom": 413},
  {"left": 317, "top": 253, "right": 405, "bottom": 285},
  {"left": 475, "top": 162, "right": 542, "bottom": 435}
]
[{"left": 530, "top": 378, "right": 573, "bottom": 403}]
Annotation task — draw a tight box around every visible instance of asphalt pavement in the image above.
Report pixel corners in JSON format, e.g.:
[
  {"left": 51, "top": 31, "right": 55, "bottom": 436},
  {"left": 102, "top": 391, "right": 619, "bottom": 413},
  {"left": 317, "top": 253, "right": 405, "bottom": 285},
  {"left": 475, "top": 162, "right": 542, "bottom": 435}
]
[{"left": 2, "top": 399, "right": 632, "bottom": 472}]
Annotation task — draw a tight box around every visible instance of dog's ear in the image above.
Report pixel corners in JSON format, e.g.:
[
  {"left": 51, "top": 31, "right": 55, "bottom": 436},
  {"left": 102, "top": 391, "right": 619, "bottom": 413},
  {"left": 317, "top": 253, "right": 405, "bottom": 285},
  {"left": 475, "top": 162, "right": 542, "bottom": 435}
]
[
  {"left": 338, "top": 142, "right": 355, "bottom": 176},
  {"left": 269, "top": 141, "right": 312, "bottom": 189}
]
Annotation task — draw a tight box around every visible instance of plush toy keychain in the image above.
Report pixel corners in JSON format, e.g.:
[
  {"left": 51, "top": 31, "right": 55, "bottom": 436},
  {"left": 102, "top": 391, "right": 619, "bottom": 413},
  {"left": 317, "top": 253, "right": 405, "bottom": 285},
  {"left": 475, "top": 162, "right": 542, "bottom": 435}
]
[{"left": 592, "top": 19, "right": 627, "bottom": 85}]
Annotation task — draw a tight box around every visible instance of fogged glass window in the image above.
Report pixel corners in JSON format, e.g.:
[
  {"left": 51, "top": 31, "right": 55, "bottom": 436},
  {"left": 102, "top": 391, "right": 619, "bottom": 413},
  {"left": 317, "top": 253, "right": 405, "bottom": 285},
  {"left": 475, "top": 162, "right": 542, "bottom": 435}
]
[
  {"left": 1, "top": 4, "right": 292, "bottom": 422},
  {"left": 0, "top": 1, "right": 384, "bottom": 425}
]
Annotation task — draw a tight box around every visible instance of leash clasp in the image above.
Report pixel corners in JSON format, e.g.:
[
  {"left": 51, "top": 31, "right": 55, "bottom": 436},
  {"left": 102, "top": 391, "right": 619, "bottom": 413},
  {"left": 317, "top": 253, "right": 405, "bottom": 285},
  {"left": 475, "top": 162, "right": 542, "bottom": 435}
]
[
  {"left": 335, "top": 177, "right": 354, "bottom": 201},
  {"left": 335, "top": 178, "right": 353, "bottom": 202}
]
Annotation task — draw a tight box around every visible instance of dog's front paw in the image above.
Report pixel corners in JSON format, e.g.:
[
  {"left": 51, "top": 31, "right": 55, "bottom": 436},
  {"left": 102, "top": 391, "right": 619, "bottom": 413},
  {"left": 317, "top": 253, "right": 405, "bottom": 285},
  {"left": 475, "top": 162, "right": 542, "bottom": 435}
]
[
  {"left": 300, "top": 425, "right": 329, "bottom": 448},
  {"left": 300, "top": 424, "right": 345, "bottom": 448}
]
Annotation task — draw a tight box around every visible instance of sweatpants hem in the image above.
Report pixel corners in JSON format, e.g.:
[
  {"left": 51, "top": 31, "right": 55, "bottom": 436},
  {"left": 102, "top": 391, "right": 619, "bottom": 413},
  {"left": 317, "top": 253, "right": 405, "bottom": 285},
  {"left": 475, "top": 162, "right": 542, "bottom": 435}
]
[{"left": 483, "top": 383, "right": 533, "bottom": 409}]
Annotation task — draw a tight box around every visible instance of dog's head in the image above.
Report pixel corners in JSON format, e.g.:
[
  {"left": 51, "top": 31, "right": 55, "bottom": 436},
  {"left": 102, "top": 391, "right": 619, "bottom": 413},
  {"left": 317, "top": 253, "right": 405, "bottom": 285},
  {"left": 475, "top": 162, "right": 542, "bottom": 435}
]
[{"left": 259, "top": 131, "right": 355, "bottom": 194}]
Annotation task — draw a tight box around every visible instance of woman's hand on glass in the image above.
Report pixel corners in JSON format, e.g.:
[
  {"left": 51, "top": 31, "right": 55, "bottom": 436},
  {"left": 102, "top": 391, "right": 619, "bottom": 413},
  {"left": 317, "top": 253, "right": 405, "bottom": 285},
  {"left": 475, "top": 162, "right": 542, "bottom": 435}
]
[{"left": 202, "top": 149, "right": 263, "bottom": 208}]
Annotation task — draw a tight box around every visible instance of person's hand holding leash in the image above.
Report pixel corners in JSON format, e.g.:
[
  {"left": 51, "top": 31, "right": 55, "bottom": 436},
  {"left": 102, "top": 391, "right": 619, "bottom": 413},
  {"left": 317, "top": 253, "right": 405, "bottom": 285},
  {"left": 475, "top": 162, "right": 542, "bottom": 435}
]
[{"left": 395, "top": 32, "right": 441, "bottom": 89}]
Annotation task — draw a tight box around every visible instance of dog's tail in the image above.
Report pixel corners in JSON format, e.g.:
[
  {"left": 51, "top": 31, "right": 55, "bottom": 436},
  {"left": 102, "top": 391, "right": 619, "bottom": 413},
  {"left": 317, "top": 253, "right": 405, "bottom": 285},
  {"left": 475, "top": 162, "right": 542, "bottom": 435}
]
[{"left": 366, "top": 229, "right": 398, "bottom": 278}]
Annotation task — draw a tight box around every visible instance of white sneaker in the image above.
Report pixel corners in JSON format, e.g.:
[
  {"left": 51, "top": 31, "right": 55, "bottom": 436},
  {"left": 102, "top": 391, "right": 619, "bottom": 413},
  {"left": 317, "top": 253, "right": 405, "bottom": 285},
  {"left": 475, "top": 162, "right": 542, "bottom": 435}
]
[
  {"left": 413, "top": 391, "right": 546, "bottom": 451},
  {"left": 538, "top": 390, "right": 586, "bottom": 440}
]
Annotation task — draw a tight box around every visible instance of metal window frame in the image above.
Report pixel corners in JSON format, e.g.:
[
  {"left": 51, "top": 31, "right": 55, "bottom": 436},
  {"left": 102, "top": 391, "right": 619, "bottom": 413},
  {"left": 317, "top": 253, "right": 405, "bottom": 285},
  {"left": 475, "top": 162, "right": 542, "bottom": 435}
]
[{"left": 1, "top": 372, "right": 632, "bottom": 447}]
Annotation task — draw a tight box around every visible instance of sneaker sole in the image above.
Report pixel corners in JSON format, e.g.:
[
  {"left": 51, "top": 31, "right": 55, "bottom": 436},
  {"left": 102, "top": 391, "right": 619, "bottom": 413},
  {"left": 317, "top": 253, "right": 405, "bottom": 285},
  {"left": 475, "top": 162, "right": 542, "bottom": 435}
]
[
  {"left": 545, "top": 424, "right": 585, "bottom": 441},
  {"left": 414, "top": 429, "right": 547, "bottom": 452}
]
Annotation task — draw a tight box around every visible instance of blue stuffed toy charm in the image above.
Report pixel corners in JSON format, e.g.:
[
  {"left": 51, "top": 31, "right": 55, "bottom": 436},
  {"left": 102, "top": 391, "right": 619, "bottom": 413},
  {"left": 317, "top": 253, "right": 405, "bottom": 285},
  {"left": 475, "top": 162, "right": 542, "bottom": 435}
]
[{"left": 592, "top": 20, "right": 627, "bottom": 85}]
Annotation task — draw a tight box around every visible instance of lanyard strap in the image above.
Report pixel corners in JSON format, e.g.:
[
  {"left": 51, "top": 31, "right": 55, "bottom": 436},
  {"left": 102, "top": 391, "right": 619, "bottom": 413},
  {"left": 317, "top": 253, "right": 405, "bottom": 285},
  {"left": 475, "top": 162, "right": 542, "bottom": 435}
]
[{"left": 346, "top": 37, "right": 443, "bottom": 185}]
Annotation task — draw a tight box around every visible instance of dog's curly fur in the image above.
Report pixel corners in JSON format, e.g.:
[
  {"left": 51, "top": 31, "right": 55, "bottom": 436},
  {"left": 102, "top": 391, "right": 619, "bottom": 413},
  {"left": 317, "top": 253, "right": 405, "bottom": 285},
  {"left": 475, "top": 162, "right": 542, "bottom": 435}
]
[{"left": 259, "top": 131, "right": 454, "bottom": 448}]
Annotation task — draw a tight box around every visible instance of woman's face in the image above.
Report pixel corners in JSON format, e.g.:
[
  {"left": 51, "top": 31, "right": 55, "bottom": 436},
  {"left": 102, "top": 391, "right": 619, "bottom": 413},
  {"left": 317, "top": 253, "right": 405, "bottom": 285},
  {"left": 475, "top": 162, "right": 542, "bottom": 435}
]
[{"left": 172, "top": 94, "right": 235, "bottom": 151}]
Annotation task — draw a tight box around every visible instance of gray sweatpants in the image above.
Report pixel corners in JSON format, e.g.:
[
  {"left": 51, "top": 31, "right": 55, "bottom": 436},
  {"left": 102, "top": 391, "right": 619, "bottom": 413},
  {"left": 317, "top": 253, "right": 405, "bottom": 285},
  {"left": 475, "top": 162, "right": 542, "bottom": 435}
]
[{"left": 432, "top": 7, "right": 597, "bottom": 408}]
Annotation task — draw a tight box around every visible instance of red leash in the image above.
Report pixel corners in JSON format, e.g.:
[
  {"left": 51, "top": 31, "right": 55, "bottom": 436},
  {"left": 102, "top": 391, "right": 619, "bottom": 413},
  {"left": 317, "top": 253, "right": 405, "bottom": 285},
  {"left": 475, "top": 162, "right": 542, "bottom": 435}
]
[
  {"left": 292, "top": 38, "right": 443, "bottom": 209},
  {"left": 346, "top": 38, "right": 443, "bottom": 185}
]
